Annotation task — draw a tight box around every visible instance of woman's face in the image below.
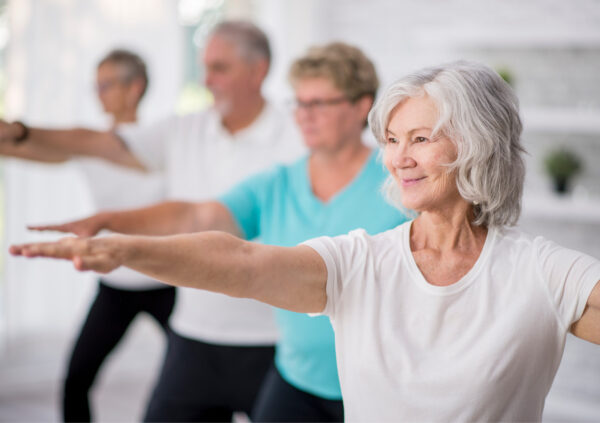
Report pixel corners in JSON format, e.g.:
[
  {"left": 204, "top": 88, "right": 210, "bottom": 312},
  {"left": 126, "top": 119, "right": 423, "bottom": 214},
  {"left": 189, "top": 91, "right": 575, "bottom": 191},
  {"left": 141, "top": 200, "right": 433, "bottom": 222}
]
[
  {"left": 293, "top": 77, "right": 367, "bottom": 152},
  {"left": 96, "top": 62, "right": 132, "bottom": 115},
  {"left": 383, "top": 95, "right": 462, "bottom": 213}
]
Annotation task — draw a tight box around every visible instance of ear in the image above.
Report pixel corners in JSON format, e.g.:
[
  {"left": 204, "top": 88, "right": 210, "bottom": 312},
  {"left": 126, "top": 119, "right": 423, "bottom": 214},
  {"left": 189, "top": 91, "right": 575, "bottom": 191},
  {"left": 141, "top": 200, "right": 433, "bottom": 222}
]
[
  {"left": 355, "top": 95, "right": 374, "bottom": 123},
  {"left": 250, "top": 58, "right": 269, "bottom": 87},
  {"left": 127, "top": 77, "right": 146, "bottom": 106}
]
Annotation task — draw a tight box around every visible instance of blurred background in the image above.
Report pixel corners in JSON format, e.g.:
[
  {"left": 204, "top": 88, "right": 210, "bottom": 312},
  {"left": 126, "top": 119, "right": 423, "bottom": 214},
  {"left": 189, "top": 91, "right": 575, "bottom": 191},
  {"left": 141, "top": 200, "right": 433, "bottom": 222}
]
[{"left": 0, "top": 0, "right": 598, "bottom": 421}]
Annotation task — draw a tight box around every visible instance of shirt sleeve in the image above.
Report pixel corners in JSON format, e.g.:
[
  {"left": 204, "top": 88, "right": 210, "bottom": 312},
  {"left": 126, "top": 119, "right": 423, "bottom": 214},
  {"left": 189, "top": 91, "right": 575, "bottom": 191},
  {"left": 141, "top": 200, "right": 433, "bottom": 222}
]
[
  {"left": 536, "top": 237, "right": 600, "bottom": 328},
  {"left": 115, "top": 117, "right": 173, "bottom": 172},
  {"left": 218, "top": 165, "right": 281, "bottom": 240},
  {"left": 302, "top": 229, "right": 370, "bottom": 319}
]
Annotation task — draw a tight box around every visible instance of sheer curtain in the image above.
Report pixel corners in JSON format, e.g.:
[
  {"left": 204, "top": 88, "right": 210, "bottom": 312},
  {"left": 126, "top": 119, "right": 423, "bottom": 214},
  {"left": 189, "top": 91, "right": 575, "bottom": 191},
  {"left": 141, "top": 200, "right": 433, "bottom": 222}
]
[{"left": 1, "top": 0, "right": 183, "bottom": 347}]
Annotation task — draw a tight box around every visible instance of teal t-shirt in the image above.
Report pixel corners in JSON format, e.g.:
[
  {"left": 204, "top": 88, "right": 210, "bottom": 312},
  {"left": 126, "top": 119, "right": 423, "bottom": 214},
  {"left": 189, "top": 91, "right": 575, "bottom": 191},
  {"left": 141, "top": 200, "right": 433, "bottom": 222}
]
[{"left": 219, "top": 150, "right": 408, "bottom": 399}]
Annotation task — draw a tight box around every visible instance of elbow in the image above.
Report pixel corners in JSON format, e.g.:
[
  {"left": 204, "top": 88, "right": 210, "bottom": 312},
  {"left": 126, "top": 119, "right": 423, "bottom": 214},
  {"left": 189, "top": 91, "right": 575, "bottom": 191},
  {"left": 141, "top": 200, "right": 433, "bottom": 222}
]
[{"left": 227, "top": 241, "right": 260, "bottom": 299}]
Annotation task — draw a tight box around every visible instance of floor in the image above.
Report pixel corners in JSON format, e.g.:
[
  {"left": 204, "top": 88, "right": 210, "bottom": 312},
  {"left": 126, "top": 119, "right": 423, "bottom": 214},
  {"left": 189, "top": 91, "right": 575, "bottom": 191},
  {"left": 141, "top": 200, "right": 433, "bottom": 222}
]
[
  {"left": 1, "top": 315, "right": 599, "bottom": 422},
  {"left": 0, "top": 316, "right": 165, "bottom": 422}
]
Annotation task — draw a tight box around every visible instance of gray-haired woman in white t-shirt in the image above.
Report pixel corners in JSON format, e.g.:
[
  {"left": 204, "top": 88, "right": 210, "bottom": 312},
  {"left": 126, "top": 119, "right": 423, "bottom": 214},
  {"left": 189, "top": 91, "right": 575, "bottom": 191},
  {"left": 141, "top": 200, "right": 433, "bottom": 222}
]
[{"left": 11, "top": 60, "right": 600, "bottom": 422}]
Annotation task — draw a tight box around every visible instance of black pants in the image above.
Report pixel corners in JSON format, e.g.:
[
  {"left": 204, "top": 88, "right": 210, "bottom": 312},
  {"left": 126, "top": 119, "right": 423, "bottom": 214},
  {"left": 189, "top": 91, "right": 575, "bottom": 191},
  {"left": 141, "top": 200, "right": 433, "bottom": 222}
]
[
  {"left": 143, "top": 331, "right": 274, "bottom": 422},
  {"left": 251, "top": 365, "right": 344, "bottom": 422},
  {"left": 63, "top": 281, "right": 176, "bottom": 422}
]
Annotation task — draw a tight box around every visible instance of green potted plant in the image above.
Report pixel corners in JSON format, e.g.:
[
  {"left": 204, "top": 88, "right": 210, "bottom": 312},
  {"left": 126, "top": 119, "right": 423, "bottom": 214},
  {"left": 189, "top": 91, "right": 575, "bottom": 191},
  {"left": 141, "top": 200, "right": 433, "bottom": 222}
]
[
  {"left": 543, "top": 148, "right": 582, "bottom": 194},
  {"left": 496, "top": 67, "right": 514, "bottom": 86}
]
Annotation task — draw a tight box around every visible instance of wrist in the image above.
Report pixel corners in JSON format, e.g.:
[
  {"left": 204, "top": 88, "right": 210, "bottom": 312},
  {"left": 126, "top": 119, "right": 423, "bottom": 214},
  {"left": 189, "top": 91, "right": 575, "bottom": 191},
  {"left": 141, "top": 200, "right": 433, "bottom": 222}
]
[
  {"left": 95, "top": 211, "right": 113, "bottom": 233},
  {"left": 12, "top": 121, "right": 29, "bottom": 144}
]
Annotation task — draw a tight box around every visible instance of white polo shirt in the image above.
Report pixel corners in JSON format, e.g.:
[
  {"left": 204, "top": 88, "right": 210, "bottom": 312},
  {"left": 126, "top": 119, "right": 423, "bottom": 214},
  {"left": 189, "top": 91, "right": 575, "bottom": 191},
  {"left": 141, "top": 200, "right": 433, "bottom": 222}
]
[
  {"left": 118, "top": 103, "right": 304, "bottom": 344},
  {"left": 75, "top": 122, "right": 167, "bottom": 290},
  {"left": 305, "top": 222, "right": 600, "bottom": 422}
]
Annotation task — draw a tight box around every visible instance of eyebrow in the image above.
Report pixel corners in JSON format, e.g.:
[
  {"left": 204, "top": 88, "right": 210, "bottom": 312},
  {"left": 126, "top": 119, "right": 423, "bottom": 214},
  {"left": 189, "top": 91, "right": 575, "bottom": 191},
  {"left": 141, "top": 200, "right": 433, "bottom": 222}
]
[{"left": 385, "top": 127, "right": 432, "bottom": 136}]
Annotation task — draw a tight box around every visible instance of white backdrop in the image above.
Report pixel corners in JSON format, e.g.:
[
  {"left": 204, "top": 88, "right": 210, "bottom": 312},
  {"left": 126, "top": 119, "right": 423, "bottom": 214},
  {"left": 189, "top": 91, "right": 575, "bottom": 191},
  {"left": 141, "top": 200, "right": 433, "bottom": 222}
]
[
  {"left": 1, "top": 0, "right": 183, "bottom": 345},
  {"left": 2, "top": 0, "right": 600, "bottom": 348}
]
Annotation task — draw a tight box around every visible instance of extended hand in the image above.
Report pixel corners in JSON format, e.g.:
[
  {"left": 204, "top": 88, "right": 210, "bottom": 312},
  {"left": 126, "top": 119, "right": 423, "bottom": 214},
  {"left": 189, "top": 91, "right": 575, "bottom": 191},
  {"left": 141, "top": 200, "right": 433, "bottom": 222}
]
[
  {"left": 28, "top": 213, "right": 107, "bottom": 237},
  {"left": 9, "top": 236, "right": 123, "bottom": 273}
]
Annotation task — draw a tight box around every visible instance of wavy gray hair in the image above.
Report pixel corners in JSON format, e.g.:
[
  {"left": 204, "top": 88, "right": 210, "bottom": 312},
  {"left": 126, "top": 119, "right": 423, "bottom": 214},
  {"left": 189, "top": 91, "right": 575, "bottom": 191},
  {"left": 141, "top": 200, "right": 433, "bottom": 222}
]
[{"left": 369, "top": 60, "right": 526, "bottom": 228}]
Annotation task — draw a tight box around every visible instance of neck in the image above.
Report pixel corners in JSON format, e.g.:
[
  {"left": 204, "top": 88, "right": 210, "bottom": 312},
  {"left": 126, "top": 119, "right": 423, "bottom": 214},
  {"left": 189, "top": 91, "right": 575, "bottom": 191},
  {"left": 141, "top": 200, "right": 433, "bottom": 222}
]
[
  {"left": 112, "top": 109, "right": 137, "bottom": 126},
  {"left": 221, "top": 95, "right": 265, "bottom": 134},
  {"left": 308, "top": 137, "right": 371, "bottom": 202},
  {"left": 310, "top": 137, "right": 370, "bottom": 171},
  {"left": 411, "top": 203, "right": 487, "bottom": 252}
]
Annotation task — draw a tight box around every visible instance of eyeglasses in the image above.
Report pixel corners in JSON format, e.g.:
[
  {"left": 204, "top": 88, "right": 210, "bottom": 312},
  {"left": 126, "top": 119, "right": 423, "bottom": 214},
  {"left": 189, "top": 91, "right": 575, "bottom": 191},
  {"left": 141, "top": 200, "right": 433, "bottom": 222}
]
[
  {"left": 96, "top": 78, "right": 127, "bottom": 94},
  {"left": 291, "top": 96, "right": 350, "bottom": 112}
]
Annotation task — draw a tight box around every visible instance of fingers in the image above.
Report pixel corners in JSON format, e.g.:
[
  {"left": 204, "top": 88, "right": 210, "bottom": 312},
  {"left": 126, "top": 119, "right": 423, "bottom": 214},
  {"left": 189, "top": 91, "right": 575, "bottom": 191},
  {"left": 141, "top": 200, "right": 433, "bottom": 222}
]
[
  {"left": 9, "top": 238, "right": 81, "bottom": 260},
  {"left": 28, "top": 222, "right": 97, "bottom": 237},
  {"left": 11, "top": 237, "right": 122, "bottom": 274},
  {"left": 27, "top": 224, "right": 67, "bottom": 232}
]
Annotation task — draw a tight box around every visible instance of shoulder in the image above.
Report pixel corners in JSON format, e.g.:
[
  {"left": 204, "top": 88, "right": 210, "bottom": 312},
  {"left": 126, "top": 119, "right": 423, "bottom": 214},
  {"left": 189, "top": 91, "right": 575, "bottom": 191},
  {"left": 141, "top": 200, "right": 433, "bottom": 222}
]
[
  {"left": 307, "top": 222, "right": 408, "bottom": 261},
  {"left": 494, "top": 226, "right": 564, "bottom": 261},
  {"left": 171, "top": 109, "right": 214, "bottom": 129}
]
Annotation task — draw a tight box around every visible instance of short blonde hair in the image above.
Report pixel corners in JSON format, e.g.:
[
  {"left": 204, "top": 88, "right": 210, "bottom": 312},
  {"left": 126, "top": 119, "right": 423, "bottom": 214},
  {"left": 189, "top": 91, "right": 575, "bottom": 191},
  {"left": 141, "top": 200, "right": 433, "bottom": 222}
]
[{"left": 289, "top": 42, "right": 379, "bottom": 102}]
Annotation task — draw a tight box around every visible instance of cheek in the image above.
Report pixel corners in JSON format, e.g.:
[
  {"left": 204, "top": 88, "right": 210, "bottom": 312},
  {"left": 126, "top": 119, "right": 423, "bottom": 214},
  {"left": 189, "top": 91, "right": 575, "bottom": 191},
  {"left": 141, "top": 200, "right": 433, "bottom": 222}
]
[
  {"left": 382, "top": 147, "right": 395, "bottom": 174},
  {"left": 293, "top": 112, "right": 303, "bottom": 126}
]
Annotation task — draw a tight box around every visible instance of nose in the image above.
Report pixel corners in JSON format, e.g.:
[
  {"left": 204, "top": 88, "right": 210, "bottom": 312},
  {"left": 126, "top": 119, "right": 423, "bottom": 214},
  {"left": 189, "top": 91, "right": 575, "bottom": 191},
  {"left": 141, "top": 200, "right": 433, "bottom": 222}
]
[
  {"left": 387, "top": 142, "right": 415, "bottom": 169},
  {"left": 293, "top": 103, "right": 316, "bottom": 125}
]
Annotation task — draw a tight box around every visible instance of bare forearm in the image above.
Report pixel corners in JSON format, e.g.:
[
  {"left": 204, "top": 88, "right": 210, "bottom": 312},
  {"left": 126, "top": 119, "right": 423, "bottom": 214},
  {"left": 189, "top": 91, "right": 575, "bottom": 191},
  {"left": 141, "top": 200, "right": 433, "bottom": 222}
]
[
  {"left": 0, "top": 140, "right": 71, "bottom": 163},
  {"left": 121, "top": 232, "right": 254, "bottom": 296},
  {"left": 99, "top": 201, "right": 240, "bottom": 236},
  {"left": 27, "top": 127, "right": 113, "bottom": 156},
  {"left": 29, "top": 201, "right": 241, "bottom": 239},
  {"left": 119, "top": 232, "right": 326, "bottom": 312},
  {"left": 98, "top": 202, "right": 200, "bottom": 236},
  {"left": 11, "top": 232, "right": 328, "bottom": 313},
  {"left": 0, "top": 120, "right": 144, "bottom": 168},
  {"left": 28, "top": 127, "right": 143, "bottom": 168}
]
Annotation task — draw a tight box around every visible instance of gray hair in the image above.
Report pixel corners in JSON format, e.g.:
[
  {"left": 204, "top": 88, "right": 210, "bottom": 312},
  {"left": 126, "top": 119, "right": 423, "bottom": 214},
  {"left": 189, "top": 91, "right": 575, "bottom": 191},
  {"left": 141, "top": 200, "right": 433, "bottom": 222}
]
[
  {"left": 210, "top": 20, "right": 271, "bottom": 68},
  {"left": 369, "top": 60, "right": 526, "bottom": 228},
  {"left": 98, "top": 49, "right": 149, "bottom": 100}
]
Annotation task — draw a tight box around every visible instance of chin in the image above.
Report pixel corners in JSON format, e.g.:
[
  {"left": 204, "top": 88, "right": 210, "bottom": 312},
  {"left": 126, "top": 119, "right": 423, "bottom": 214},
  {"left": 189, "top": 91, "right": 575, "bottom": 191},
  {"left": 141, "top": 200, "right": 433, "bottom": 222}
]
[
  {"left": 302, "top": 137, "right": 322, "bottom": 150},
  {"left": 214, "top": 99, "right": 232, "bottom": 116}
]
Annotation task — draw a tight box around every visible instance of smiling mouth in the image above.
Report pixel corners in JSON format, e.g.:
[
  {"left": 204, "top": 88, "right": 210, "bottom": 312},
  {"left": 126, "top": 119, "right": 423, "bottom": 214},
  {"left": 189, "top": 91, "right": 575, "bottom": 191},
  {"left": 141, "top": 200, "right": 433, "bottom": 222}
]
[{"left": 401, "top": 177, "right": 426, "bottom": 187}]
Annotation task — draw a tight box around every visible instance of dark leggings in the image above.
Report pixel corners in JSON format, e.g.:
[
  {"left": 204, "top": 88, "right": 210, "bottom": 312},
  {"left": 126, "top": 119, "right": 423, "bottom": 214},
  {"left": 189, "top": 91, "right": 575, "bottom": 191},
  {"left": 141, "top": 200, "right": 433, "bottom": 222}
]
[
  {"left": 143, "top": 331, "right": 274, "bottom": 422},
  {"left": 251, "top": 365, "right": 344, "bottom": 422},
  {"left": 62, "top": 281, "right": 176, "bottom": 422}
]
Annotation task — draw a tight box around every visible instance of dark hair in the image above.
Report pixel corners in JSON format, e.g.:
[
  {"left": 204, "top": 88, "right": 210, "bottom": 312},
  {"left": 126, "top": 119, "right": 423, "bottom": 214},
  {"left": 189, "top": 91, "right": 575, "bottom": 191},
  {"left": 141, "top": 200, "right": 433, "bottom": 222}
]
[{"left": 98, "top": 49, "right": 149, "bottom": 100}]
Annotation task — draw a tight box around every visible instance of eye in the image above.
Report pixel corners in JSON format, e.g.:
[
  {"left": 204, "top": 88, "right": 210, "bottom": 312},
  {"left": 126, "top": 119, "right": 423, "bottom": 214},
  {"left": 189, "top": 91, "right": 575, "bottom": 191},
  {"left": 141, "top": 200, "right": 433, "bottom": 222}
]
[
  {"left": 414, "top": 136, "right": 428, "bottom": 143},
  {"left": 386, "top": 137, "right": 398, "bottom": 144}
]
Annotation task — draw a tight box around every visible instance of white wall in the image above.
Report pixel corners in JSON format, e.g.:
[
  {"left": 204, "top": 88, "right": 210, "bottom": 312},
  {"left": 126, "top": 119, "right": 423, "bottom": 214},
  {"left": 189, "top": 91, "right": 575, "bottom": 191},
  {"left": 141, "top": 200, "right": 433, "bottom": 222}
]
[
  {"left": 3, "top": 0, "right": 600, "bottom": 344},
  {"left": 1, "top": 0, "right": 183, "bottom": 345}
]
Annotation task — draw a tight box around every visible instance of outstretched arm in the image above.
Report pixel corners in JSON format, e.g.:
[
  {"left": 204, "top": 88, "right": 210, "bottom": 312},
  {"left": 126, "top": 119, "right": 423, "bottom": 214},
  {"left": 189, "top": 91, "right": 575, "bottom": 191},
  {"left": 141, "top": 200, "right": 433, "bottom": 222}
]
[
  {"left": 571, "top": 281, "right": 600, "bottom": 345},
  {"left": 0, "top": 138, "right": 72, "bottom": 163},
  {"left": 0, "top": 120, "right": 144, "bottom": 170},
  {"left": 10, "top": 232, "right": 328, "bottom": 313},
  {"left": 28, "top": 201, "right": 241, "bottom": 238}
]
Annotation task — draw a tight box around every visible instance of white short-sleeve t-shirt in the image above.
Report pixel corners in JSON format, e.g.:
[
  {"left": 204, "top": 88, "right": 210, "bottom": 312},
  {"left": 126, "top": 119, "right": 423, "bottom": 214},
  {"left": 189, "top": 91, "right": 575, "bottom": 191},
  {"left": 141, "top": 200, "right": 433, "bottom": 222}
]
[
  {"left": 118, "top": 103, "right": 305, "bottom": 345},
  {"left": 304, "top": 221, "right": 600, "bottom": 422}
]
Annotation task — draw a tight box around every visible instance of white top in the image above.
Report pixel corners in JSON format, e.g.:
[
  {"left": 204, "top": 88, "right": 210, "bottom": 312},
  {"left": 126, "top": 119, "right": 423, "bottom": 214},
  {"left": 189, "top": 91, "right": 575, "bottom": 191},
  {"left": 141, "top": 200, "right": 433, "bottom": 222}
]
[
  {"left": 304, "top": 221, "right": 600, "bottom": 422},
  {"left": 75, "top": 123, "right": 167, "bottom": 290},
  {"left": 118, "top": 103, "right": 305, "bottom": 345}
]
